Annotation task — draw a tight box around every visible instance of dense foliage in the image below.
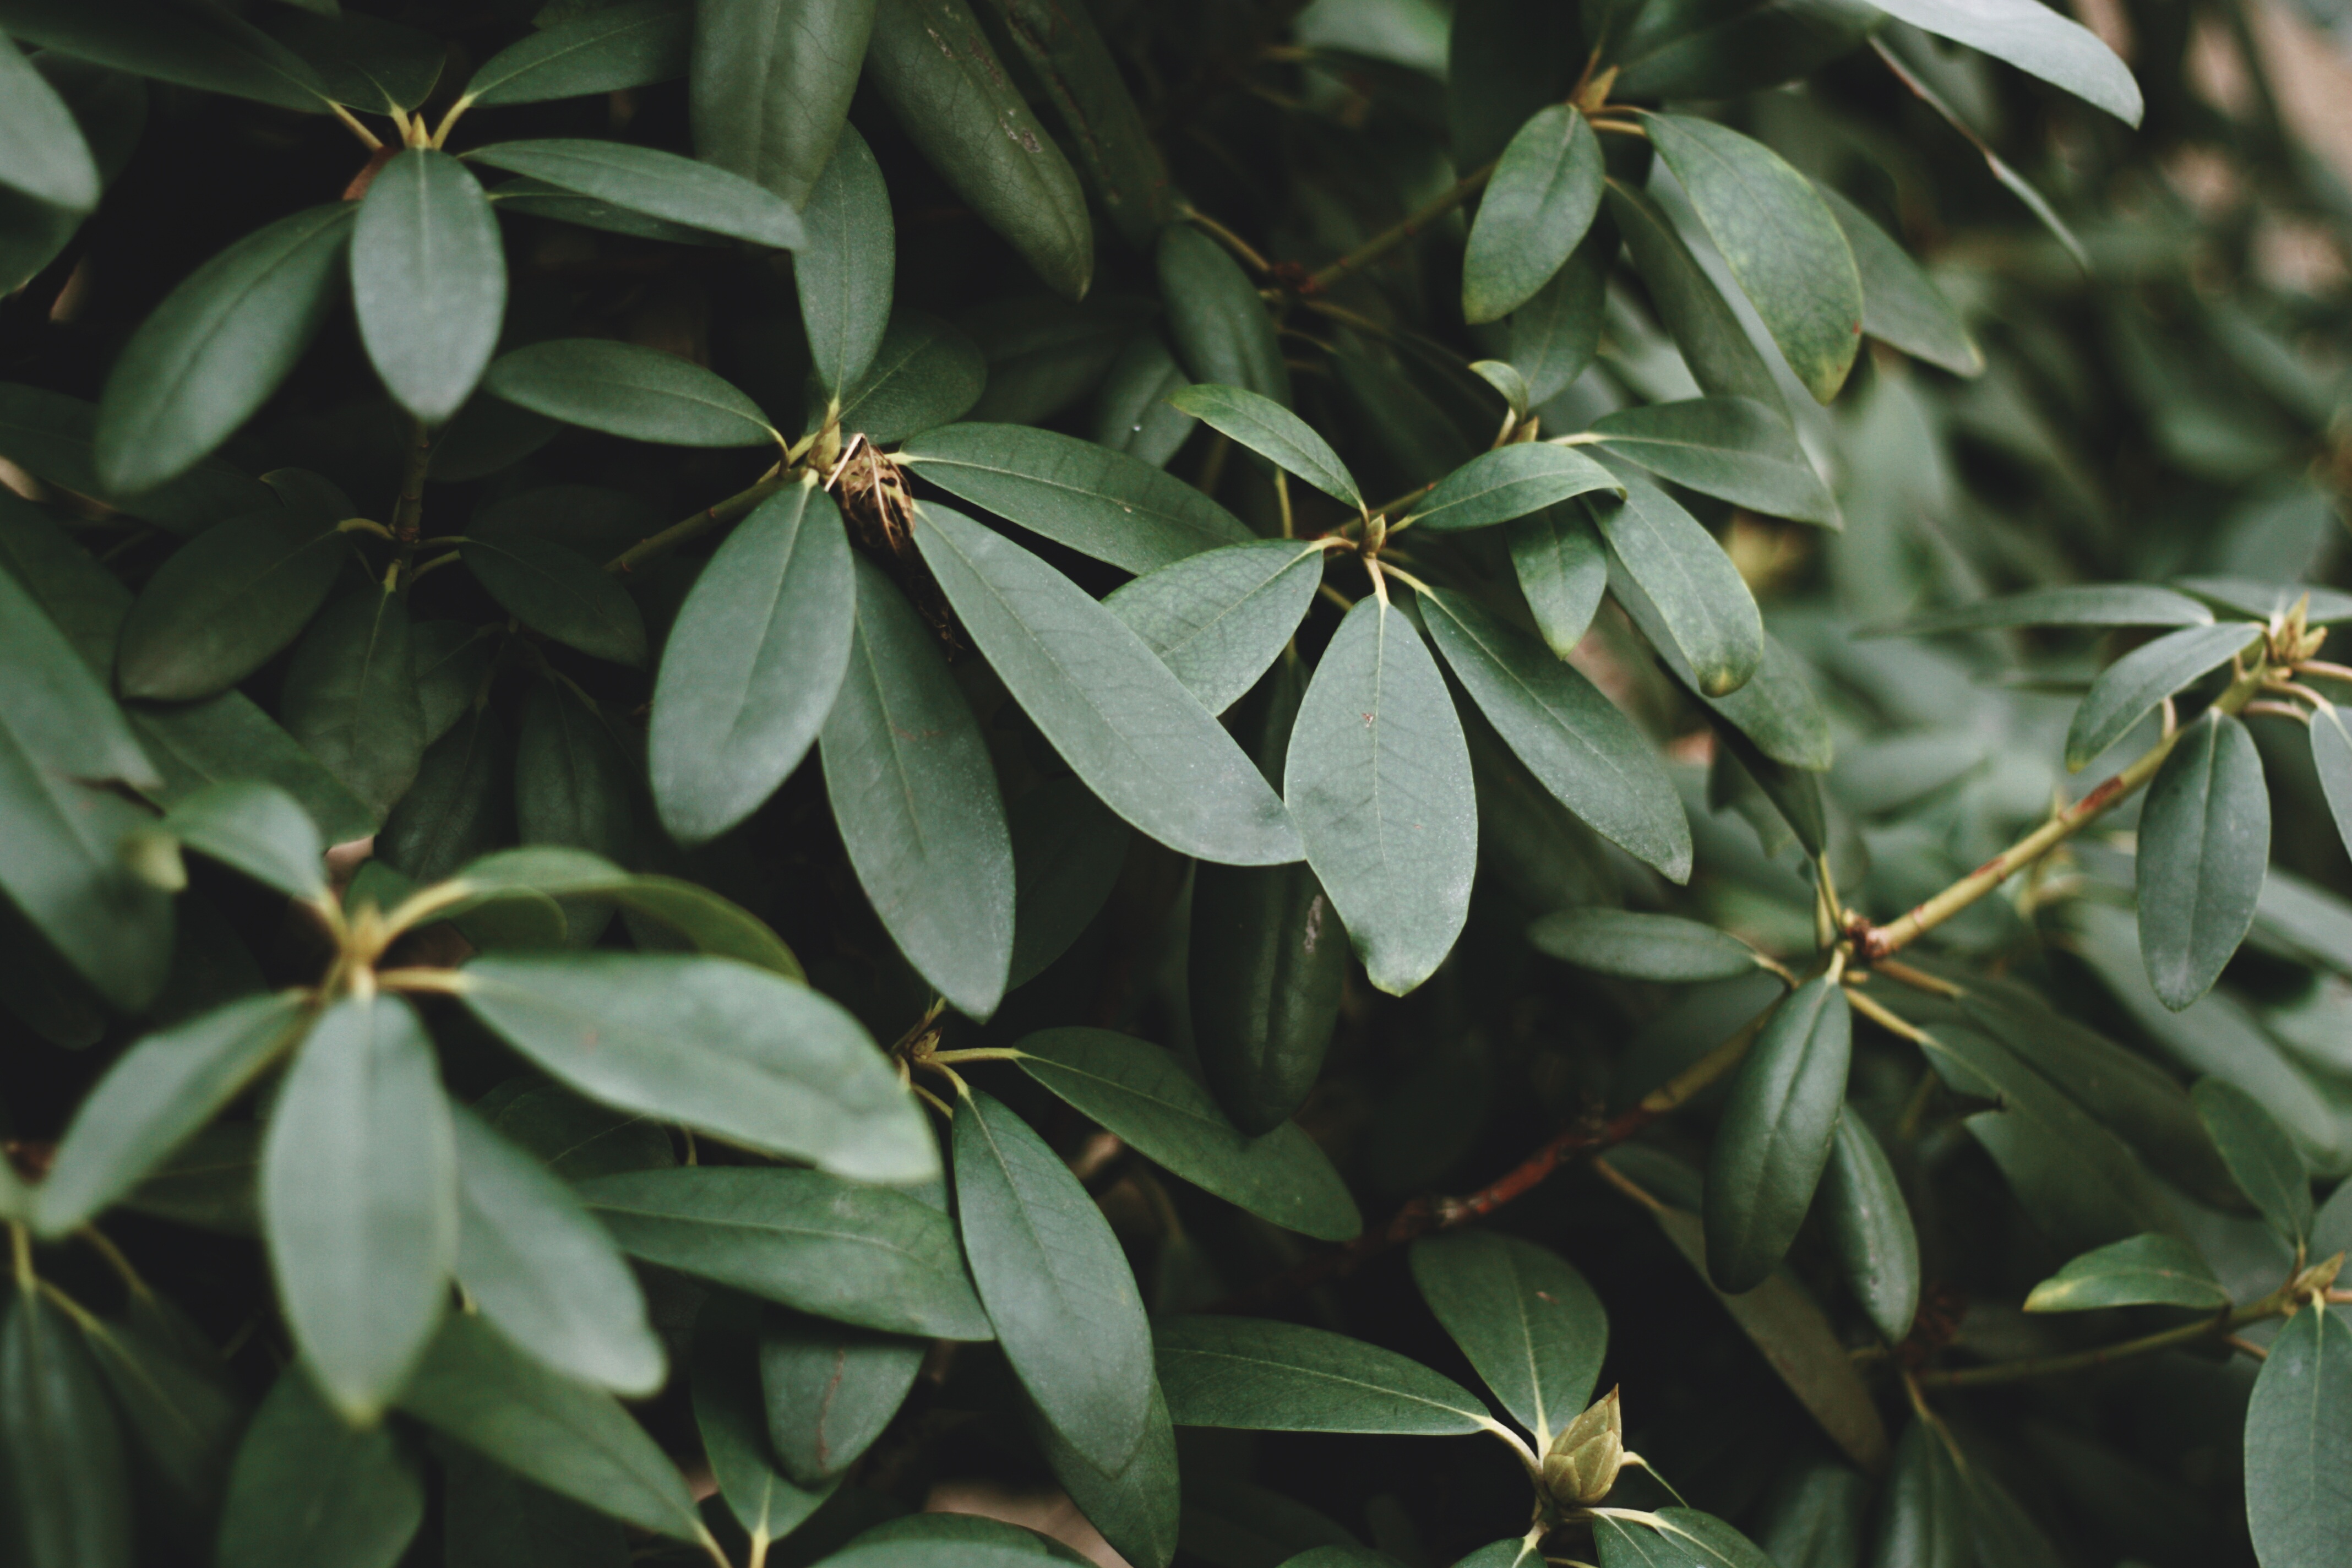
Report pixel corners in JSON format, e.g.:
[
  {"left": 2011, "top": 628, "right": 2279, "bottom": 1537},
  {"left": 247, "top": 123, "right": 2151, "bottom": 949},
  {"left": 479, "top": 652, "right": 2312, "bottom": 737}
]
[{"left": 2, "top": 0, "right": 2351, "bottom": 1564}]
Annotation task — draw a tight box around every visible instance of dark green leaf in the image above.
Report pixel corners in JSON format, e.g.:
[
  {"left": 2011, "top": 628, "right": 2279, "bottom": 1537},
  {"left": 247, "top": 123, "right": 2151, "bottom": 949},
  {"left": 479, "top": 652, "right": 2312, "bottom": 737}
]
[
  {"left": 799, "top": 125, "right": 895, "bottom": 399},
  {"left": 1094, "top": 331, "right": 1195, "bottom": 466},
  {"left": 352, "top": 148, "right": 504, "bottom": 423},
  {"left": 261, "top": 995, "right": 455, "bottom": 1422},
  {"left": 820, "top": 1512, "right": 1091, "bottom": 1568},
  {"left": 982, "top": 0, "right": 1167, "bottom": 246},
  {"left": 1594, "top": 1510, "right": 1773, "bottom": 1568},
  {"left": 1010, "top": 1027, "right": 1362, "bottom": 1240},
  {"left": 1587, "top": 466, "right": 1763, "bottom": 698},
  {"left": 460, "top": 0, "right": 689, "bottom": 105},
  {"left": 1405, "top": 443, "right": 1620, "bottom": 533},
  {"left": 692, "top": 0, "right": 876, "bottom": 209},
  {"left": 2021, "top": 1232, "right": 2230, "bottom": 1312},
  {"left": 161, "top": 780, "right": 325, "bottom": 901},
  {"left": 915, "top": 501, "right": 1300, "bottom": 865},
  {"left": 413, "top": 622, "right": 497, "bottom": 746},
  {"left": 1159, "top": 225, "right": 1289, "bottom": 405},
  {"left": 954, "top": 1085, "right": 1154, "bottom": 1468},
  {"left": 0, "top": 0, "right": 328, "bottom": 111},
  {"left": 462, "top": 533, "right": 647, "bottom": 667},
  {"left": 692, "top": 1294, "right": 833, "bottom": 1548},
  {"left": 216, "top": 1365, "right": 423, "bottom": 1568},
  {"left": 2243, "top": 1302, "right": 2352, "bottom": 1568},
  {"left": 1757, "top": 1462, "right": 1867, "bottom": 1568},
  {"left": 1506, "top": 504, "right": 1608, "bottom": 658},
  {"left": 1167, "top": 384, "right": 1361, "bottom": 509},
  {"left": 760, "top": 1306, "right": 924, "bottom": 1487},
  {"left": 2174, "top": 575, "right": 2352, "bottom": 624},
  {"left": 269, "top": 10, "right": 447, "bottom": 115},
  {"left": 278, "top": 585, "right": 422, "bottom": 823},
  {"left": 1821, "top": 1110, "right": 1918, "bottom": 1344},
  {"left": 1153, "top": 1317, "right": 1489, "bottom": 1436},
  {"left": 0, "top": 1282, "right": 132, "bottom": 1568},
  {"left": 1870, "top": 582, "right": 2215, "bottom": 636},
  {"left": 863, "top": 0, "right": 1091, "bottom": 300},
  {"left": 1286, "top": 595, "right": 1474, "bottom": 995},
  {"left": 378, "top": 705, "right": 509, "bottom": 884},
  {"left": 577, "top": 1166, "right": 993, "bottom": 1339},
  {"left": 1814, "top": 184, "right": 1980, "bottom": 377},
  {"left": 1611, "top": 0, "right": 1877, "bottom": 101},
  {"left": 1866, "top": 0, "right": 2141, "bottom": 124},
  {"left": 0, "top": 40, "right": 97, "bottom": 210},
  {"left": 451, "top": 846, "right": 805, "bottom": 977},
  {"left": 2063, "top": 622, "right": 2260, "bottom": 770},
  {"left": 2137, "top": 712, "right": 2268, "bottom": 1010},
  {"left": 2193, "top": 1076, "right": 2311, "bottom": 1246},
  {"left": 1026, "top": 1379, "right": 1180, "bottom": 1568},
  {"left": 122, "top": 1123, "right": 259, "bottom": 1236},
  {"left": 115, "top": 503, "right": 345, "bottom": 700},
  {"left": 1463, "top": 107, "right": 1602, "bottom": 324},
  {"left": 900, "top": 423, "right": 1254, "bottom": 575},
  {"left": 1105, "top": 540, "right": 1324, "bottom": 713},
  {"left": 2316, "top": 705, "right": 2352, "bottom": 861},
  {"left": 76, "top": 1304, "right": 242, "bottom": 1521},
  {"left": 1408, "top": 1232, "right": 1605, "bottom": 1444},
  {"left": 1869, "top": 1418, "right": 1969, "bottom": 1568},
  {"left": 1605, "top": 181, "right": 1784, "bottom": 411},
  {"left": 470, "top": 138, "right": 802, "bottom": 249},
  {"left": 1526, "top": 910, "right": 1760, "bottom": 982},
  {"left": 1420, "top": 586, "right": 1690, "bottom": 878},
  {"left": 484, "top": 338, "right": 776, "bottom": 449},
  {"left": 441, "top": 1445, "right": 629, "bottom": 1568},
  {"left": 1588, "top": 397, "right": 1838, "bottom": 526},
  {"left": 460, "top": 951, "right": 932, "bottom": 1181},
  {"left": 834, "top": 310, "right": 988, "bottom": 442},
  {"left": 1512, "top": 222, "right": 1610, "bottom": 406},
  {"left": 1705, "top": 974, "right": 1851, "bottom": 1293},
  {"left": 0, "top": 382, "right": 274, "bottom": 532}
]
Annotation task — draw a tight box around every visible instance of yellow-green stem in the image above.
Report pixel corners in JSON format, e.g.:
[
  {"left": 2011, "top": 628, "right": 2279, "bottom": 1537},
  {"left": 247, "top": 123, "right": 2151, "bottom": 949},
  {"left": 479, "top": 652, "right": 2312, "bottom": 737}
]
[
  {"left": 605, "top": 472, "right": 797, "bottom": 576},
  {"left": 1306, "top": 161, "right": 1498, "bottom": 292}
]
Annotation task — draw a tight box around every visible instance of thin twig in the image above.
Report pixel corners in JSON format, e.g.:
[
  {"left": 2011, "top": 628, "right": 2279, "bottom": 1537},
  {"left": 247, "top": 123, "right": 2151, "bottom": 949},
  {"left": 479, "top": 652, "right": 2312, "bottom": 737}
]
[{"left": 1305, "top": 160, "right": 1498, "bottom": 292}]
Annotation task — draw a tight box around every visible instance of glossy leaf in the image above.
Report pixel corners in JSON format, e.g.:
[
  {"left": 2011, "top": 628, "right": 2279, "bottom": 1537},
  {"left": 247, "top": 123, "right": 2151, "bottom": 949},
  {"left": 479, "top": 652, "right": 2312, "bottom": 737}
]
[
  {"left": 215, "top": 1365, "right": 423, "bottom": 1568},
  {"left": 798, "top": 124, "right": 895, "bottom": 399},
  {"left": 1154, "top": 1317, "right": 1489, "bottom": 1435},
  {"left": 1705, "top": 974, "right": 1852, "bottom": 1293},
  {"left": 1865, "top": 0, "right": 2141, "bottom": 124},
  {"left": 760, "top": 1306, "right": 925, "bottom": 1487},
  {"left": 461, "top": 0, "right": 689, "bottom": 105},
  {"left": 460, "top": 951, "right": 932, "bottom": 1182},
  {"left": 1406, "top": 444, "right": 1620, "bottom": 533},
  {"left": 484, "top": 338, "right": 776, "bottom": 449},
  {"left": 1506, "top": 504, "right": 1608, "bottom": 658},
  {"left": 2137, "top": 712, "right": 2268, "bottom": 1010},
  {"left": 1593, "top": 1510, "right": 1774, "bottom": 1568},
  {"left": 1815, "top": 183, "right": 1981, "bottom": 377},
  {"left": 1286, "top": 595, "right": 1474, "bottom": 995},
  {"left": 1821, "top": 1110, "right": 1918, "bottom": 1344},
  {"left": 914, "top": 501, "right": 1300, "bottom": 865},
  {"left": 2193, "top": 1076, "right": 2311, "bottom": 1247},
  {"left": 955, "top": 1085, "right": 1154, "bottom": 1468},
  {"left": 834, "top": 310, "right": 988, "bottom": 442},
  {"left": 900, "top": 423, "right": 1253, "bottom": 575},
  {"left": 1159, "top": 224, "right": 1289, "bottom": 405},
  {"left": 2063, "top": 621, "right": 2260, "bottom": 770},
  {"left": 0, "top": 1282, "right": 133, "bottom": 1568},
  {"left": 1587, "top": 466, "right": 1763, "bottom": 698},
  {"left": 1588, "top": 397, "right": 1838, "bottom": 527},
  {"left": 1167, "top": 384, "right": 1361, "bottom": 509},
  {"left": 2243, "top": 1300, "right": 2352, "bottom": 1568},
  {"left": 2022, "top": 1232, "right": 2230, "bottom": 1313},
  {"left": 352, "top": 148, "right": 504, "bottom": 423},
  {"left": 577, "top": 1167, "right": 993, "bottom": 1339},
  {"left": 462, "top": 533, "right": 647, "bottom": 667},
  {"left": 468, "top": 140, "right": 803, "bottom": 250},
  {"left": 692, "top": 0, "right": 876, "bottom": 209},
  {"left": 1463, "top": 106, "right": 1602, "bottom": 324},
  {"left": 1408, "top": 1232, "right": 1605, "bottom": 1444},
  {"left": 115, "top": 503, "right": 345, "bottom": 700},
  {"left": 1106, "top": 540, "right": 1324, "bottom": 714},
  {"left": 1010, "top": 1027, "right": 1362, "bottom": 1240},
  {"left": 1526, "top": 910, "right": 1761, "bottom": 982},
  {"left": 1870, "top": 1418, "right": 1970, "bottom": 1568}
]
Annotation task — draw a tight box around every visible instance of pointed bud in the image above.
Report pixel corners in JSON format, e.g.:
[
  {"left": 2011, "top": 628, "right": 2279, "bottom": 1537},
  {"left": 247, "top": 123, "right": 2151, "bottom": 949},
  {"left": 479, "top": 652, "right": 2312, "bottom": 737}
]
[{"left": 1541, "top": 1386, "right": 1626, "bottom": 1507}]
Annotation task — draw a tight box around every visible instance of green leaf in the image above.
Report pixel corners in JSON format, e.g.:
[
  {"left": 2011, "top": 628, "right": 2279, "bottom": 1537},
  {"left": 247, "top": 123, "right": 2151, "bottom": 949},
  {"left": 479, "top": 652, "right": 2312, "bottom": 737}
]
[
  {"left": 161, "top": 781, "right": 326, "bottom": 902},
  {"left": 2175, "top": 575, "right": 2352, "bottom": 624},
  {"left": 1605, "top": 181, "right": 1784, "bottom": 411},
  {"left": 75, "top": 1302, "right": 242, "bottom": 1521},
  {"left": 1512, "top": 222, "right": 1610, "bottom": 406},
  {"left": 2245, "top": 1295, "right": 2352, "bottom": 1568},
  {"left": 651, "top": 478, "right": 853, "bottom": 845},
  {"left": 396, "top": 1314, "right": 705, "bottom": 1543},
  {"left": 455, "top": 847, "right": 805, "bottom": 977},
  {"left": 2193, "top": 1076, "right": 2311, "bottom": 1247},
  {"left": 215, "top": 1365, "right": 423, "bottom": 1568},
  {"left": 759, "top": 1306, "right": 924, "bottom": 1487},
  {"left": 2063, "top": 621, "right": 2261, "bottom": 770},
  {"left": 1420, "top": 586, "right": 1690, "bottom": 878},
  {"left": 352, "top": 148, "right": 504, "bottom": 423},
  {"left": 133, "top": 689, "right": 375, "bottom": 843},
  {"left": 1463, "top": 107, "right": 1602, "bottom": 324},
  {"left": 1646, "top": 115, "right": 1861, "bottom": 405},
  {"left": 459, "top": 0, "right": 689, "bottom": 106},
  {"left": 113, "top": 503, "right": 344, "bottom": 700},
  {"left": 1588, "top": 398, "right": 1839, "bottom": 527},
  {"left": 377, "top": 705, "right": 509, "bottom": 885},
  {"left": 1756, "top": 1462, "right": 1866, "bottom": 1568},
  {"left": 440, "top": 1445, "right": 629, "bottom": 1568},
  {"left": 121, "top": 1123, "right": 259, "bottom": 1236},
  {"left": 1105, "top": 541, "right": 1324, "bottom": 714},
  {"left": 2021, "top": 1233, "right": 2230, "bottom": 1313},
  {"left": 1697, "top": 633, "right": 1834, "bottom": 771},
  {"left": 450, "top": 1104, "right": 664, "bottom": 1396},
  {"left": 0, "top": 40, "right": 97, "bottom": 211},
  {"left": 863, "top": 0, "right": 1091, "bottom": 300},
  {"left": 1526, "top": 910, "right": 1761, "bottom": 982},
  {"left": 1287, "top": 595, "right": 1474, "bottom": 995},
  {"left": 0, "top": 1282, "right": 133, "bottom": 1568},
  {"left": 1864, "top": 0, "right": 2141, "bottom": 124},
  {"left": 1010, "top": 1027, "right": 1362, "bottom": 1241},
  {"left": 484, "top": 338, "right": 776, "bottom": 449},
  {"left": 2317, "top": 705, "right": 2352, "bottom": 862},
  {"left": 576, "top": 1167, "right": 993, "bottom": 1339},
  {"left": 286, "top": 585, "right": 433, "bottom": 827},
  {"left": 462, "top": 533, "right": 647, "bottom": 667},
  {"left": 834, "top": 309, "right": 988, "bottom": 442},
  {"left": 515, "top": 683, "right": 633, "bottom": 908},
  {"left": 799, "top": 125, "right": 895, "bottom": 399},
  {"left": 914, "top": 502, "right": 1300, "bottom": 865},
  {"left": 470, "top": 138, "right": 802, "bottom": 249},
  {"left": 486, "top": 176, "right": 723, "bottom": 247},
  {"left": 821, "top": 557, "right": 1014, "bottom": 1016},
  {"left": 1814, "top": 184, "right": 1981, "bottom": 377},
  {"left": 1869, "top": 582, "right": 2215, "bottom": 636},
  {"left": 692, "top": 0, "right": 876, "bottom": 210},
  {"left": 0, "top": 0, "right": 329, "bottom": 112},
  {"left": 1026, "top": 1379, "right": 1180, "bottom": 1568},
  {"left": 1594, "top": 1510, "right": 1773, "bottom": 1568},
  {"left": 899, "top": 423, "right": 1254, "bottom": 576},
  {"left": 1869, "top": 1418, "right": 1969, "bottom": 1568},
  {"left": 0, "top": 382, "right": 274, "bottom": 533},
  {"left": 1587, "top": 466, "right": 1763, "bottom": 698},
  {"left": 821, "top": 1513, "right": 1093, "bottom": 1568},
  {"left": 460, "top": 951, "right": 933, "bottom": 1182},
  {"left": 37, "top": 1001, "right": 310, "bottom": 1241},
  {"left": 261, "top": 995, "right": 456, "bottom": 1423},
  {"left": 1506, "top": 504, "right": 1608, "bottom": 660},
  {"left": 1167, "top": 384, "right": 1362, "bottom": 510},
  {"left": 954, "top": 1085, "right": 1155, "bottom": 1469},
  {"left": 270, "top": 10, "right": 448, "bottom": 116},
  {"left": 982, "top": 0, "right": 1167, "bottom": 247},
  {"left": 1094, "top": 330, "right": 1195, "bottom": 466},
  {"left": 1703, "top": 975, "right": 1850, "bottom": 1293},
  {"left": 1158, "top": 225, "right": 1289, "bottom": 406},
  {"left": 692, "top": 1294, "right": 834, "bottom": 1548},
  {"left": 1155, "top": 1316, "right": 1489, "bottom": 1435},
  {"left": 1821, "top": 1110, "right": 1918, "bottom": 1344},
  {"left": 413, "top": 622, "right": 497, "bottom": 746},
  {"left": 92, "top": 205, "right": 352, "bottom": 494},
  {"left": 1610, "top": 0, "right": 1877, "bottom": 101},
  {"left": 1405, "top": 444, "right": 1621, "bottom": 533},
  {"left": 1408, "top": 1232, "right": 1605, "bottom": 1444},
  {"left": 2137, "top": 712, "right": 2268, "bottom": 1010}
]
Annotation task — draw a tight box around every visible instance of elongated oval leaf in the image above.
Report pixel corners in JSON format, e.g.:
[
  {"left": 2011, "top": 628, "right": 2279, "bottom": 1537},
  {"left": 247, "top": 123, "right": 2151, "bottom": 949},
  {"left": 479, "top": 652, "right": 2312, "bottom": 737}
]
[
  {"left": 831, "top": 309, "right": 987, "bottom": 442},
  {"left": 1159, "top": 224, "right": 1289, "bottom": 405},
  {"left": 1286, "top": 595, "right": 1475, "bottom": 995},
  {"left": 1605, "top": 181, "right": 1784, "bottom": 411},
  {"left": 2064, "top": 622, "right": 2260, "bottom": 771},
  {"left": 577, "top": 1167, "right": 993, "bottom": 1340},
  {"left": 760, "top": 1306, "right": 924, "bottom": 1488},
  {"left": 1406, "top": 444, "right": 1620, "bottom": 533},
  {"left": 469, "top": 139, "right": 803, "bottom": 249},
  {"left": 955, "top": 1085, "right": 1153, "bottom": 1469},
  {"left": 1507, "top": 504, "right": 1608, "bottom": 659},
  {"left": 1705, "top": 974, "right": 1851, "bottom": 1293},
  {"left": 0, "top": 41, "right": 97, "bottom": 211},
  {"left": 462, "top": 0, "right": 689, "bottom": 105},
  {"left": 1589, "top": 397, "right": 1838, "bottom": 527},
  {"left": 1821, "top": 1110, "right": 1918, "bottom": 1344},
  {"left": 459, "top": 951, "right": 933, "bottom": 1183},
  {"left": 216, "top": 1365, "right": 423, "bottom": 1568},
  {"left": 1463, "top": 106, "right": 1602, "bottom": 324},
  {"left": 1865, "top": 0, "right": 2141, "bottom": 124},
  {"left": 1154, "top": 1316, "right": 1488, "bottom": 1436},
  {"left": 462, "top": 533, "right": 647, "bottom": 667},
  {"left": 2137, "top": 712, "right": 2268, "bottom": 1011},
  {"left": 914, "top": 502, "right": 1300, "bottom": 865},
  {"left": 94, "top": 205, "right": 352, "bottom": 494},
  {"left": 1587, "top": 466, "right": 1762, "bottom": 698},
  {"left": 799, "top": 124, "right": 894, "bottom": 399},
  {"left": 900, "top": 423, "right": 1253, "bottom": 575},
  {"left": 281, "top": 586, "right": 427, "bottom": 824},
  {"left": 0, "top": 0, "right": 327, "bottom": 115},
  {"left": 1526, "top": 910, "right": 1760, "bottom": 983},
  {"left": 1167, "top": 384, "right": 1360, "bottom": 509},
  {"left": 113, "top": 504, "right": 343, "bottom": 700},
  {"left": 1010, "top": 1027, "right": 1361, "bottom": 1240},
  {"left": 692, "top": 1294, "right": 833, "bottom": 1548},
  {"left": 1105, "top": 540, "right": 1323, "bottom": 714},
  {"left": 484, "top": 339, "right": 776, "bottom": 449},
  {"left": 1594, "top": 1510, "right": 1773, "bottom": 1568},
  {"left": 1026, "top": 1377, "right": 1179, "bottom": 1568},
  {"left": 983, "top": 0, "right": 1167, "bottom": 246},
  {"left": 1870, "top": 1418, "right": 1970, "bottom": 1568},
  {"left": 261, "top": 995, "right": 456, "bottom": 1423},
  {"left": 2021, "top": 1232, "right": 2229, "bottom": 1313},
  {"left": 692, "top": 0, "right": 877, "bottom": 209},
  {"left": 352, "top": 148, "right": 504, "bottom": 423},
  {"left": 1814, "top": 183, "right": 1981, "bottom": 377},
  {"left": 2193, "top": 1076, "right": 2311, "bottom": 1246},
  {"left": 1093, "top": 330, "right": 1194, "bottom": 466},
  {"left": 652, "top": 479, "right": 854, "bottom": 845},
  {"left": 160, "top": 781, "right": 325, "bottom": 902},
  {"left": 1408, "top": 1232, "right": 1605, "bottom": 1445},
  {"left": 1871, "top": 582, "right": 2215, "bottom": 637},
  {"left": 2313, "top": 704, "right": 2352, "bottom": 861},
  {"left": 1513, "top": 221, "right": 1610, "bottom": 406},
  {"left": 0, "top": 1282, "right": 133, "bottom": 1568},
  {"left": 2244, "top": 1297, "right": 2352, "bottom": 1568},
  {"left": 1420, "top": 586, "right": 1690, "bottom": 879}
]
